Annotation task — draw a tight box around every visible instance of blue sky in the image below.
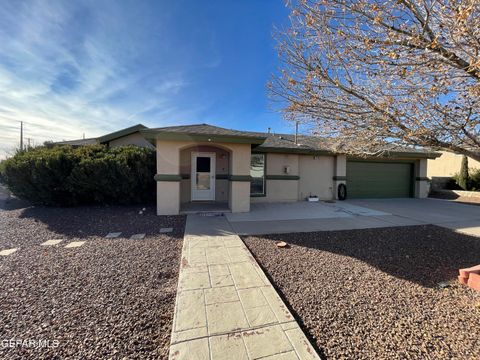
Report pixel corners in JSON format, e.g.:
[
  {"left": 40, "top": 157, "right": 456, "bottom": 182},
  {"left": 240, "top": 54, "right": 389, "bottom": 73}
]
[{"left": 0, "top": 0, "right": 291, "bottom": 159}]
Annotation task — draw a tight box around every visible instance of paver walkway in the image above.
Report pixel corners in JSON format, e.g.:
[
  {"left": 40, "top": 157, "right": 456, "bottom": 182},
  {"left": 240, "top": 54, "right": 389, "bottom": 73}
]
[{"left": 169, "top": 214, "right": 320, "bottom": 360}]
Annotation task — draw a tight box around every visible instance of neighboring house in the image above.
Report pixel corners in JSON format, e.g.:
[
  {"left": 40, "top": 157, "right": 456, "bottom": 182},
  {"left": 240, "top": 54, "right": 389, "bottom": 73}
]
[
  {"left": 51, "top": 137, "right": 99, "bottom": 146},
  {"left": 427, "top": 151, "right": 480, "bottom": 177},
  {"left": 136, "top": 124, "right": 440, "bottom": 215},
  {"left": 53, "top": 124, "right": 154, "bottom": 149}
]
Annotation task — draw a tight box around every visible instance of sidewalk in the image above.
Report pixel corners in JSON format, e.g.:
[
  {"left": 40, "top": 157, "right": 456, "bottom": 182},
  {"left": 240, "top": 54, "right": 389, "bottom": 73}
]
[{"left": 169, "top": 214, "right": 320, "bottom": 360}]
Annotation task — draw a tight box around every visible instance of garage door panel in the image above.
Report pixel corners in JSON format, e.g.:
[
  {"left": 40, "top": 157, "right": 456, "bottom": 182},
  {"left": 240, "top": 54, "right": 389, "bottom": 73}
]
[{"left": 347, "top": 161, "right": 413, "bottom": 198}]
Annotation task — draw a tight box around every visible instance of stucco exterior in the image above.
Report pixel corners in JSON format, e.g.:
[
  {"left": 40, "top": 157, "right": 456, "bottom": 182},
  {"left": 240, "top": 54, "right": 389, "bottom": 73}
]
[
  {"left": 151, "top": 124, "right": 438, "bottom": 215},
  {"left": 414, "top": 158, "right": 429, "bottom": 198},
  {"left": 427, "top": 151, "right": 480, "bottom": 177},
  {"left": 251, "top": 153, "right": 300, "bottom": 203},
  {"left": 156, "top": 139, "right": 251, "bottom": 215},
  {"left": 250, "top": 153, "right": 337, "bottom": 203},
  {"left": 299, "top": 155, "right": 336, "bottom": 200}
]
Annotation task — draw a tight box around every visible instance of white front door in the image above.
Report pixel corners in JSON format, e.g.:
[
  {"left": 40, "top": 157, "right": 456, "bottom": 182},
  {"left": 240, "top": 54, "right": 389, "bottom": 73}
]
[{"left": 191, "top": 152, "right": 215, "bottom": 201}]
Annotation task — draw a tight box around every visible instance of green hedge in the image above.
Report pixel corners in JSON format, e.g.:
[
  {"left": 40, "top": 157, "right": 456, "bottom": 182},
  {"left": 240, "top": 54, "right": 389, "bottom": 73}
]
[
  {"left": 2, "top": 145, "right": 156, "bottom": 206},
  {"left": 452, "top": 168, "right": 480, "bottom": 191}
]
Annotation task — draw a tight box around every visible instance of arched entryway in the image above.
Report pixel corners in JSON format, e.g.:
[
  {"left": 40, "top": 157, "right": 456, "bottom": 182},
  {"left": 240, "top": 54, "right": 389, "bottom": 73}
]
[{"left": 179, "top": 144, "right": 231, "bottom": 213}]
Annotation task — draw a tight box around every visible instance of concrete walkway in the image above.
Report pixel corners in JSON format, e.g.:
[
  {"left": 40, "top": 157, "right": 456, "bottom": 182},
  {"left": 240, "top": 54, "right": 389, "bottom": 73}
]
[{"left": 169, "top": 214, "right": 320, "bottom": 360}]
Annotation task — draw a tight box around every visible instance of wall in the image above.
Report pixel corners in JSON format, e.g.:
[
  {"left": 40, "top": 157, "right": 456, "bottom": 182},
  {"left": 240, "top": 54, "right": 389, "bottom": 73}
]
[
  {"left": 298, "top": 155, "right": 335, "bottom": 200},
  {"left": 108, "top": 132, "right": 155, "bottom": 149},
  {"left": 427, "top": 151, "right": 480, "bottom": 177},
  {"left": 250, "top": 153, "right": 337, "bottom": 203},
  {"left": 414, "top": 158, "right": 429, "bottom": 198},
  {"left": 251, "top": 153, "right": 299, "bottom": 203},
  {"left": 156, "top": 139, "right": 251, "bottom": 215}
]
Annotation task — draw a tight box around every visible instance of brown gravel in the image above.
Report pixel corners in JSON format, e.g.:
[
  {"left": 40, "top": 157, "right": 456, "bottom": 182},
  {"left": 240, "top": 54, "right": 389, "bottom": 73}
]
[
  {"left": 0, "top": 205, "right": 185, "bottom": 359},
  {"left": 243, "top": 225, "right": 480, "bottom": 360}
]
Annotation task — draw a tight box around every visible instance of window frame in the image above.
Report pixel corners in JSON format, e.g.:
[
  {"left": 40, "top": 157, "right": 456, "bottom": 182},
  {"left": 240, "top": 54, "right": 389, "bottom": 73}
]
[{"left": 250, "top": 153, "right": 266, "bottom": 197}]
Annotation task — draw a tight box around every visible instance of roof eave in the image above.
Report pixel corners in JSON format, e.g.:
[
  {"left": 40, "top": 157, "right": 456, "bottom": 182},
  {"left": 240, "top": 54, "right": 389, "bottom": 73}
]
[
  {"left": 253, "top": 146, "right": 335, "bottom": 156},
  {"left": 140, "top": 129, "right": 267, "bottom": 145},
  {"left": 98, "top": 124, "right": 147, "bottom": 144},
  {"left": 347, "top": 151, "right": 442, "bottom": 160}
]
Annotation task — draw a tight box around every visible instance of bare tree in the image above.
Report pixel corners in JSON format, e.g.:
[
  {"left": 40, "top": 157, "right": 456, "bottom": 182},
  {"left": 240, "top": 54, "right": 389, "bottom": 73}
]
[{"left": 271, "top": 0, "right": 480, "bottom": 160}]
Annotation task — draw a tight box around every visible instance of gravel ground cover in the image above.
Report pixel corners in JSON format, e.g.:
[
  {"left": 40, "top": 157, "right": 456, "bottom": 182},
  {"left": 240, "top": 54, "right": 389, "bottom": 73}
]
[
  {"left": 243, "top": 225, "right": 480, "bottom": 360},
  {"left": 0, "top": 205, "right": 185, "bottom": 359}
]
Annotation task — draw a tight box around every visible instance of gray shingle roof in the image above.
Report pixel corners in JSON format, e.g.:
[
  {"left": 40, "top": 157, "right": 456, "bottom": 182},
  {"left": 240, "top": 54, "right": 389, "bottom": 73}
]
[
  {"left": 51, "top": 123, "right": 440, "bottom": 158},
  {"left": 142, "top": 123, "right": 439, "bottom": 157},
  {"left": 53, "top": 138, "right": 98, "bottom": 146},
  {"left": 143, "top": 124, "right": 267, "bottom": 139}
]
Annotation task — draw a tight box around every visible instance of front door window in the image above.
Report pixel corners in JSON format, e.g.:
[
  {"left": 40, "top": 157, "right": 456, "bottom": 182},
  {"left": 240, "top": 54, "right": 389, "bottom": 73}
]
[
  {"left": 196, "top": 157, "right": 211, "bottom": 190},
  {"left": 191, "top": 153, "right": 215, "bottom": 201}
]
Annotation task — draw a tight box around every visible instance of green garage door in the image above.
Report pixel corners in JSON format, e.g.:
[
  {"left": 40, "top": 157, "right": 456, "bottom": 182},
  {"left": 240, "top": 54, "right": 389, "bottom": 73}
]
[{"left": 346, "top": 161, "right": 413, "bottom": 198}]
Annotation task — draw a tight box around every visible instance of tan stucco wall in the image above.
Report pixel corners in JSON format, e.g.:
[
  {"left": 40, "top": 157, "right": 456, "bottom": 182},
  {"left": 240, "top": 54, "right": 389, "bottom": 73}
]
[
  {"left": 251, "top": 153, "right": 299, "bottom": 203},
  {"left": 156, "top": 182, "right": 180, "bottom": 215},
  {"left": 266, "top": 153, "right": 299, "bottom": 175},
  {"left": 229, "top": 181, "right": 250, "bottom": 212},
  {"left": 156, "top": 139, "right": 250, "bottom": 215},
  {"left": 108, "top": 132, "right": 155, "bottom": 149},
  {"left": 427, "top": 151, "right": 480, "bottom": 177},
  {"left": 333, "top": 155, "right": 347, "bottom": 199},
  {"left": 251, "top": 153, "right": 336, "bottom": 203},
  {"left": 414, "top": 158, "right": 429, "bottom": 198},
  {"left": 298, "top": 155, "right": 335, "bottom": 200}
]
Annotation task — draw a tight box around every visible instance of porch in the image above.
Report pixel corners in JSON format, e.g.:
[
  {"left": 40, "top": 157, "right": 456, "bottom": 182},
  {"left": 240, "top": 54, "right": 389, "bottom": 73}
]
[
  {"left": 180, "top": 201, "right": 230, "bottom": 214},
  {"left": 154, "top": 138, "right": 257, "bottom": 215}
]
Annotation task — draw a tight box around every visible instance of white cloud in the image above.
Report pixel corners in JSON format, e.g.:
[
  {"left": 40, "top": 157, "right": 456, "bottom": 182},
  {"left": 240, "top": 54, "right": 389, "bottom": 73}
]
[{"left": 0, "top": 0, "right": 206, "bottom": 159}]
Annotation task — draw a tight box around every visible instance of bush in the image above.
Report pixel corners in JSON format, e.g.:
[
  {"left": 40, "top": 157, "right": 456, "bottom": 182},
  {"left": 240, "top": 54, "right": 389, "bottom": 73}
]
[
  {"left": 2, "top": 145, "right": 156, "bottom": 206},
  {"left": 0, "top": 160, "right": 6, "bottom": 183},
  {"left": 469, "top": 168, "right": 480, "bottom": 191}
]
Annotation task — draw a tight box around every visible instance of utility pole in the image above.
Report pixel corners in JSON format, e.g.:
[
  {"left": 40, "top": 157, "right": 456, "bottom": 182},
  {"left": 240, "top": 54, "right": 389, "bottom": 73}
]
[
  {"left": 20, "top": 121, "right": 23, "bottom": 151},
  {"left": 294, "top": 121, "right": 299, "bottom": 144}
]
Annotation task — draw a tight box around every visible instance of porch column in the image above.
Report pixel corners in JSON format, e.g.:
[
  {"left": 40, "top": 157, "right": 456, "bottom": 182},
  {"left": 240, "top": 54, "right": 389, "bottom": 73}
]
[
  {"left": 229, "top": 144, "right": 251, "bottom": 213},
  {"left": 156, "top": 140, "right": 181, "bottom": 215},
  {"left": 333, "top": 155, "right": 346, "bottom": 200},
  {"left": 414, "top": 158, "right": 429, "bottom": 198}
]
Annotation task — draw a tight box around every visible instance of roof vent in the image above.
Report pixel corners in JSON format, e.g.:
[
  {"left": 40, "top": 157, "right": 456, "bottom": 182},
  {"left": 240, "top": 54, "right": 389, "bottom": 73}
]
[{"left": 295, "top": 121, "right": 299, "bottom": 144}]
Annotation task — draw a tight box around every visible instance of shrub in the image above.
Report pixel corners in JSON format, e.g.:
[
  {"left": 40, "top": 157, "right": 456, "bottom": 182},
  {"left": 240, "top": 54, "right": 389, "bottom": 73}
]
[
  {"left": 2, "top": 145, "right": 156, "bottom": 206},
  {"left": 469, "top": 168, "right": 480, "bottom": 191},
  {"left": 0, "top": 160, "right": 6, "bottom": 183}
]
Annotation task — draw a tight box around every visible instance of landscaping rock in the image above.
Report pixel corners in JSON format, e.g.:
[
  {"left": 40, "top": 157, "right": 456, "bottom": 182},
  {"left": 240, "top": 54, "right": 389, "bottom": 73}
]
[
  {"left": 0, "top": 205, "right": 185, "bottom": 359},
  {"left": 244, "top": 225, "right": 480, "bottom": 360}
]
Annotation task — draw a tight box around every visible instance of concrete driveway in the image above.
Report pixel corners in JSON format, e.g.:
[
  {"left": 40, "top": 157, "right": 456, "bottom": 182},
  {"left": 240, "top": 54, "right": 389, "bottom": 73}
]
[
  {"left": 349, "top": 198, "right": 480, "bottom": 237},
  {"left": 227, "top": 198, "right": 480, "bottom": 237}
]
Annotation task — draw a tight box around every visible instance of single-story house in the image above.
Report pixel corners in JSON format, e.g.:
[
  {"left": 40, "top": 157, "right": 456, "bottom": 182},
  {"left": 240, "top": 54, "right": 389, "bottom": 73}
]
[
  {"left": 135, "top": 124, "right": 440, "bottom": 215},
  {"left": 55, "top": 123, "right": 441, "bottom": 215}
]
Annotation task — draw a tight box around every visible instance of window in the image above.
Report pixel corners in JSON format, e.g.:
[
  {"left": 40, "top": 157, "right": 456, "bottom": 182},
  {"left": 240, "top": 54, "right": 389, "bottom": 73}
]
[{"left": 250, "top": 154, "right": 265, "bottom": 196}]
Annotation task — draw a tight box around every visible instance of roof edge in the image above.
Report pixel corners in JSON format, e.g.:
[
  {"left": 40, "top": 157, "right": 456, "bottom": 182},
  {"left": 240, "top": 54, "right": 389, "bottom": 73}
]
[
  {"left": 140, "top": 129, "right": 267, "bottom": 145},
  {"left": 98, "top": 124, "right": 147, "bottom": 144}
]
